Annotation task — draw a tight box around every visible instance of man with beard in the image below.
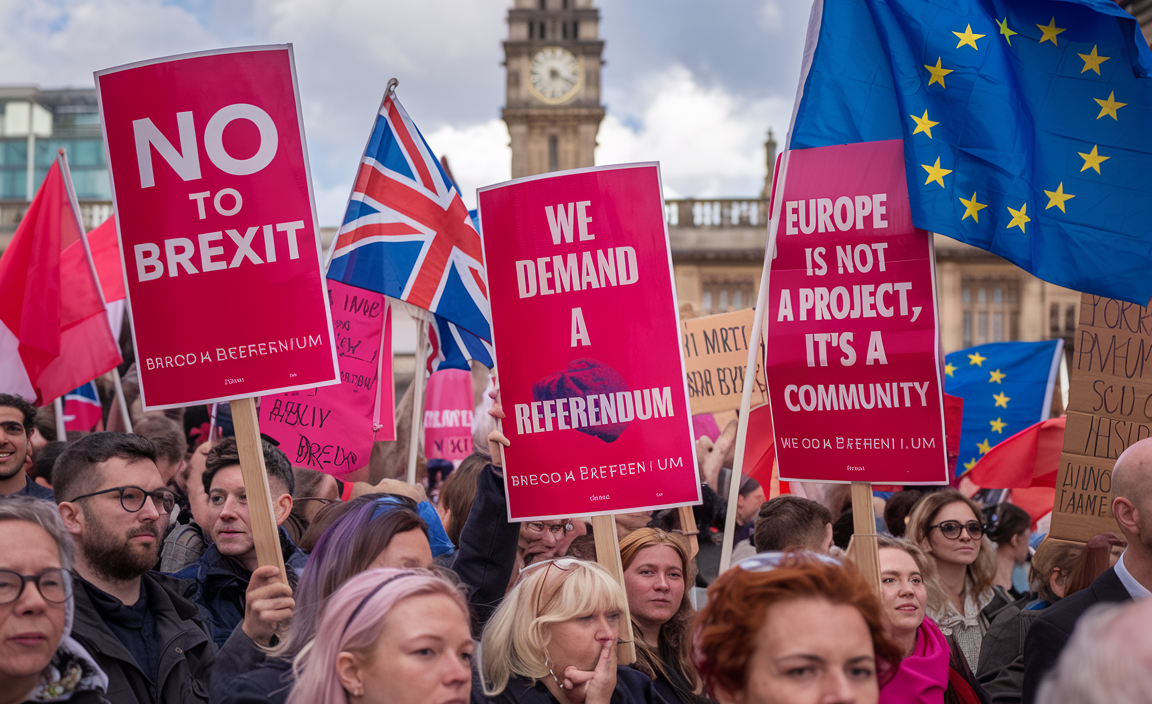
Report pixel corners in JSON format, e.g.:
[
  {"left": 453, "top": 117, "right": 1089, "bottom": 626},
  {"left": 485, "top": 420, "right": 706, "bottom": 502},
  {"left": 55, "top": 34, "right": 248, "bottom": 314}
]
[
  {"left": 0, "top": 393, "right": 54, "bottom": 501},
  {"left": 54, "top": 432, "right": 215, "bottom": 704}
]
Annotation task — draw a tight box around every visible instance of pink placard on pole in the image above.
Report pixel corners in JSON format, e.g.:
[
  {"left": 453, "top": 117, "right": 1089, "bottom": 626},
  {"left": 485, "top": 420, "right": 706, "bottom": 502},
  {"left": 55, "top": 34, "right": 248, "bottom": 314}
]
[
  {"left": 766, "top": 140, "right": 948, "bottom": 484},
  {"left": 424, "top": 369, "right": 475, "bottom": 461},
  {"left": 477, "top": 163, "right": 701, "bottom": 521},
  {"left": 260, "top": 281, "right": 393, "bottom": 476},
  {"left": 95, "top": 46, "right": 338, "bottom": 409}
]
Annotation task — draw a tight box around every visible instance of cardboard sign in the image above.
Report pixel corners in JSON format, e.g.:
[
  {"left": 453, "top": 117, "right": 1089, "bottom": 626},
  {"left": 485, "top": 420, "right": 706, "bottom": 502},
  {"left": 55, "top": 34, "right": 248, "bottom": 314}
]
[
  {"left": 96, "top": 46, "right": 338, "bottom": 409},
  {"left": 1048, "top": 294, "right": 1147, "bottom": 541},
  {"left": 683, "top": 308, "right": 767, "bottom": 414},
  {"left": 765, "top": 141, "right": 948, "bottom": 484},
  {"left": 260, "top": 280, "right": 394, "bottom": 475},
  {"left": 477, "top": 163, "right": 701, "bottom": 521},
  {"left": 424, "top": 369, "right": 475, "bottom": 461}
]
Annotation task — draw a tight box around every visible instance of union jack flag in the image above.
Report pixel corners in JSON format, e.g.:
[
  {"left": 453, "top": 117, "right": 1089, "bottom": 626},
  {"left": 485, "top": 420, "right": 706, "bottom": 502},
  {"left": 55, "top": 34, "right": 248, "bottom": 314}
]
[
  {"left": 426, "top": 312, "right": 493, "bottom": 374},
  {"left": 327, "top": 92, "right": 491, "bottom": 341}
]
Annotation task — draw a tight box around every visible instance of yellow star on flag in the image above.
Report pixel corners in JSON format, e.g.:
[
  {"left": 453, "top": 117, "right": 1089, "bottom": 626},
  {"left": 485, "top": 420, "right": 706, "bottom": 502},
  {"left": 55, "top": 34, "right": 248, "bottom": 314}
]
[
  {"left": 964, "top": 458, "right": 978, "bottom": 472},
  {"left": 977, "top": 438, "right": 993, "bottom": 455},
  {"left": 1007, "top": 203, "right": 1030, "bottom": 233},
  {"left": 922, "top": 157, "right": 952, "bottom": 188},
  {"left": 1095, "top": 91, "right": 1126, "bottom": 120},
  {"left": 990, "top": 417, "right": 1007, "bottom": 434},
  {"left": 1044, "top": 183, "right": 1075, "bottom": 213},
  {"left": 924, "top": 57, "right": 953, "bottom": 88},
  {"left": 910, "top": 110, "right": 939, "bottom": 138},
  {"left": 959, "top": 192, "right": 987, "bottom": 222},
  {"left": 954, "top": 24, "right": 985, "bottom": 50},
  {"left": 1078, "top": 145, "right": 1110, "bottom": 174},
  {"left": 945, "top": 363, "right": 957, "bottom": 377},
  {"left": 997, "top": 17, "right": 1017, "bottom": 45},
  {"left": 1037, "top": 17, "right": 1066, "bottom": 45},
  {"left": 968, "top": 351, "right": 987, "bottom": 366},
  {"left": 993, "top": 391, "right": 1011, "bottom": 408},
  {"left": 989, "top": 369, "right": 1006, "bottom": 384},
  {"left": 1079, "top": 45, "right": 1110, "bottom": 74}
]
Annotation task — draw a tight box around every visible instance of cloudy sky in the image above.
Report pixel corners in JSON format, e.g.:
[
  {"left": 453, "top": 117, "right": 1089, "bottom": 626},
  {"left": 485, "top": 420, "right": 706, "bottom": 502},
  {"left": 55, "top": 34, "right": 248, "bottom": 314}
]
[{"left": 0, "top": 0, "right": 811, "bottom": 225}]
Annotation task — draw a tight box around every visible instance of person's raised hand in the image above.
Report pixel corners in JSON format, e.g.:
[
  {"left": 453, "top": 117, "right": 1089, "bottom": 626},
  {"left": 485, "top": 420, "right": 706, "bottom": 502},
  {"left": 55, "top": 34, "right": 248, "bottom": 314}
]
[
  {"left": 562, "top": 640, "right": 617, "bottom": 704},
  {"left": 487, "top": 375, "right": 509, "bottom": 473},
  {"left": 241, "top": 565, "right": 295, "bottom": 646}
]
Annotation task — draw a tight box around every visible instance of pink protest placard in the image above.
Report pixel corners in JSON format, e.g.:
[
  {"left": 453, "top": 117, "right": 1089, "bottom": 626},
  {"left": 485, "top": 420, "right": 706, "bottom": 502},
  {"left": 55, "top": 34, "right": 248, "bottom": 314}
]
[
  {"left": 424, "top": 369, "right": 475, "bottom": 461},
  {"left": 260, "top": 281, "right": 394, "bottom": 476},
  {"left": 96, "top": 46, "right": 338, "bottom": 409},
  {"left": 477, "top": 163, "right": 701, "bottom": 521},
  {"left": 766, "top": 140, "right": 947, "bottom": 484}
]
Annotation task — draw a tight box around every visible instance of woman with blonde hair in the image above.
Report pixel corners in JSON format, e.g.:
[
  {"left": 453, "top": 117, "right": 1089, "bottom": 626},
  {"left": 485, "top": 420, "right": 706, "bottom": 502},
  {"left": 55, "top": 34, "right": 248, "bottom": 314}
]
[
  {"left": 478, "top": 559, "right": 663, "bottom": 704},
  {"left": 285, "top": 568, "right": 473, "bottom": 704},
  {"left": 906, "top": 490, "right": 1008, "bottom": 673},
  {"left": 618, "top": 528, "right": 706, "bottom": 704}
]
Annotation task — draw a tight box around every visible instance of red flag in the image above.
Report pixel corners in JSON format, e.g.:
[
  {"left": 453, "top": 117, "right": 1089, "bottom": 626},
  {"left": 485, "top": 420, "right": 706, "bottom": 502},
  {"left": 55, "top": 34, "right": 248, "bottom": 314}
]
[
  {"left": 87, "top": 216, "right": 125, "bottom": 303},
  {"left": 969, "top": 416, "right": 1065, "bottom": 489},
  {"left": 0, "top": 156, "right": 121, "bottom": 405},
  {"left": 744, "top": 404, "right": 777, "bottom": 488}
]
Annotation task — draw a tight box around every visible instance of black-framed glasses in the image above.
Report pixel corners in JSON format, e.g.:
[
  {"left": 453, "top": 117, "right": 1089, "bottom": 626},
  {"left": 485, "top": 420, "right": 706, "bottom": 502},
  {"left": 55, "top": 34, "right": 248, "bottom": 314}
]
[
  {"left": 0, "top": 568, "right": 71, "bottom": 605},
  {"left": 929, "top": 520, "right": 983, "bottom": 540},
  {"left": 70, "top": 485, "right": 176, "bottom": 514}
]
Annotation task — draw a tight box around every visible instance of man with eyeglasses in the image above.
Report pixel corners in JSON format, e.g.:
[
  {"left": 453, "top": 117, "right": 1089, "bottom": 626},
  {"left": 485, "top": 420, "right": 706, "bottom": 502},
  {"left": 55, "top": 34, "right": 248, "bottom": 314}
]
[
  {"left": 53, "top": 432, "right": 215, "bottom": 704},
  {"left": 0, "top": 393, "right": 54, "bottom": 502}
]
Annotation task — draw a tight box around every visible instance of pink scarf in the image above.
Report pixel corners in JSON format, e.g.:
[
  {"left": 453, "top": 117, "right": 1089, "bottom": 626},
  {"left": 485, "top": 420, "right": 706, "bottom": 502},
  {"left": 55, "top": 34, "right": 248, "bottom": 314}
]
[{"left": 878, "top": 618, "right": 949, "bottom": 704}]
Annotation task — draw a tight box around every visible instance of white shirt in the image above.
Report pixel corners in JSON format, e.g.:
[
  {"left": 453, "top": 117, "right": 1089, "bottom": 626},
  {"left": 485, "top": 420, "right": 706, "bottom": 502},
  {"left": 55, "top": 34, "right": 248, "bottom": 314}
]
[{"left": 1114, "top": 551, "right": 1151, "bottom": 599}]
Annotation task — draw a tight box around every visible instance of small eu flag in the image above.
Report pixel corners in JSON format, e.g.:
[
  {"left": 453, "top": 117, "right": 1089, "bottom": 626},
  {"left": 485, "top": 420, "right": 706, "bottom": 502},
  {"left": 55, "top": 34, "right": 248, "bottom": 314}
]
[
  {"left": 789, "top": 0, "right": 1152, "bottom": 305},
  {"left": 944, "top": 340, "right": 1063, "bottom": 477}
]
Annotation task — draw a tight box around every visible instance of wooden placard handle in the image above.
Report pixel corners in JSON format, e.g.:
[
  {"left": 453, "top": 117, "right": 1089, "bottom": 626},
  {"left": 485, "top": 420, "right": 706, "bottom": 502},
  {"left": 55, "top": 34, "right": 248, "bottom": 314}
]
[
  {"left": 590, "top": 514, "right": 637, "bottom": 665},
  {"left": 677, "top": 505, "right": 700, "bottom": 559},
  {"left": 230, "top": 397, "right": 288, "bottom": 585},
  {"left": 846, "top": 482, "right": 880, "bottom": 595}
]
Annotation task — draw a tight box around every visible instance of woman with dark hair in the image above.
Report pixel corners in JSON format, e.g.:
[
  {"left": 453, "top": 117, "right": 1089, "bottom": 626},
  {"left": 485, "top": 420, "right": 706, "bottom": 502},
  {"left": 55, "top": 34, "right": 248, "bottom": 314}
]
[
  {"left": 619, "top": 528, "right": 706, "bottom": 704},
  {"left": 694, "top": 556, "right": 901, "bottom": 704},
  {"left": 982, "top": 504, "right": 1031, "bottom": 597},
  {"left": 437, "top": 453, "right": 487, "bottom": 548}
]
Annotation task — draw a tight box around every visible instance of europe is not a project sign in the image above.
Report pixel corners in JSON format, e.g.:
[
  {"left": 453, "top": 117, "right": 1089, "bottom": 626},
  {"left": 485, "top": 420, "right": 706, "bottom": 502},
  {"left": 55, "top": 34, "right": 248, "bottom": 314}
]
[
  {"left": 96, "top": 45, "right": 338, "bottom": 409},
  {"left": 477, "top": 163, "right": 701, "bottom": 521},
  {"left": 766, "top": 140, "right": 948, "bottom": 485}
]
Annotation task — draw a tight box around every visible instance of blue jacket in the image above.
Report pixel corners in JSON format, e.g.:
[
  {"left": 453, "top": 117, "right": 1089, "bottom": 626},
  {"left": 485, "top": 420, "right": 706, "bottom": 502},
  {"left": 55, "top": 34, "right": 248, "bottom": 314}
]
[{"left": 172, "top": 527, "right": 307, "bottom": 649}]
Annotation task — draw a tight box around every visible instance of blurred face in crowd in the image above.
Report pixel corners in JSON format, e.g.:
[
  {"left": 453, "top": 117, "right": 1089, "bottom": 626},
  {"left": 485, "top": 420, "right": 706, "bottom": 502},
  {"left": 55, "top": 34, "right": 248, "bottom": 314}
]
[
  {"left": 367, "top": 529, "right": 433, "bottom": 571},
  {"left": 519, "top": 519, "right": 574, "bottom": 562},
  {"left": 717, "top": 597, "right": 878, "bottom": 704},
  {"left": 878, "top": 549, "right": 926, "bottom": 652},
  {"left": 623, "top": 545, "right": 684, "bottom": 641},
  {"left": 0, "top": 407, "right": 31, "bottom": 483},
  {"left": 337, "top": 592, "right": 472, "bottom": 704},
  {"left": 926, "top": 502, "right": 981, "bottom": 568},
  {"left": 206, "top": 465, "right": 291, "bottom": 572},
  {"left": 737, "top": 486, "right": 766, "bottom": 526},
  {"left": 60, "top": 458, "right": 166, "bottom": 582},
  {"left": 1007, "top": 528, "right": 1032, "bottom": 565},
  {"left": 0, "top": 521, "right": 68, "bottom": 696}
]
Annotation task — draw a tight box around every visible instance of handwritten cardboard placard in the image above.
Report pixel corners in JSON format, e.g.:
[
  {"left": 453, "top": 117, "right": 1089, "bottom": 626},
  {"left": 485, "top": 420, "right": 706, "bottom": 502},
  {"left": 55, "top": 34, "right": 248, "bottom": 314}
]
[
  {"left": 1048, "top": 294, "right": 1151, "bottom": 541},
  {"left": 682, "top": 308, "right": 767, "bottom": 415},
  {"left": 260, "top": 280, "right": 394, "bottom": 475}
]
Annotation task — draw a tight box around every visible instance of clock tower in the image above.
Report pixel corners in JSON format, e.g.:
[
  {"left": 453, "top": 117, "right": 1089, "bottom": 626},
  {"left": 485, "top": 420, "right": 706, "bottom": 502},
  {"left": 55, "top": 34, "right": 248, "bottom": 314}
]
[{"left": 502, "top": 0, "right": 605, "bottom": 178}]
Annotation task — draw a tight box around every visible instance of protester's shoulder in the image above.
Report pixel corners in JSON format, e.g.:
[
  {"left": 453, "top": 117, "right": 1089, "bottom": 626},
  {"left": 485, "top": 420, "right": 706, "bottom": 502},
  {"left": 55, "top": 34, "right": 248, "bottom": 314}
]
[
  {"left": 144, "top": 571, "right": 217, "bottom": 625},
  {"left": 1032, "top": 572, "right": 1120, "bottom": 631},
  {"left": 615, "top": 665, "right": 672, "bottom": 704},
  {"left": 215, "top": 659, "right": 292, "bottom": 704},
  {"left": 20, "top": 476, "right": 56, "bottom": 501}
]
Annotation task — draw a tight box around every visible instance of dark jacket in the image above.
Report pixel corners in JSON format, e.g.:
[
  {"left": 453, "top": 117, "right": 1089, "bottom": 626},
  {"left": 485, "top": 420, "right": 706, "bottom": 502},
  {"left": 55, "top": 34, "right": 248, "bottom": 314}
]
[
  {"left": 451, "top": 463, "right": 521, "bottom": 632},
  {"left": 1021, "top": 567, "right": 1132, "bottom": 704},
  {"left": 173, "top": 527, "right": 308, "bottom": 648},
  {"left": 70, "top": 572, "right": 216, "bottom": 704},
  {"left": 211, "top": 630, "right": 292, "bottom": 704},
  {"left": 976, "top": 595, "right": 1044, "bottom": 704},
  {"left": 472, "top": 666, "right": 669, "bottom": 704}
]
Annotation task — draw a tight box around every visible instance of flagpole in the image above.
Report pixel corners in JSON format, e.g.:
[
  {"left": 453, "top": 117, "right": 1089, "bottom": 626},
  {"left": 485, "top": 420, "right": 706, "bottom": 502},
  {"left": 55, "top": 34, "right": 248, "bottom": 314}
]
[
  {"left": 53, "top": 397, "right": 66, "bottom": 442},
  {"left": 407, "top": 318, "right": 428, "bottom": 485},
  {"left": 111, "top": 369, "right": 133, "bottom": 434}
]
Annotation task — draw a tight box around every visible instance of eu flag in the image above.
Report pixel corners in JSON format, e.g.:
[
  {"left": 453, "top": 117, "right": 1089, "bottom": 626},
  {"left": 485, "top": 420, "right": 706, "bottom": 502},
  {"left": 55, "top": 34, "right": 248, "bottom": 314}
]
[
  {"left": 790, "top": 0, "right": 1152, "bottom": 304},
  {"left": 944, "top": 340, "right": 1063, "bottom": 477}
]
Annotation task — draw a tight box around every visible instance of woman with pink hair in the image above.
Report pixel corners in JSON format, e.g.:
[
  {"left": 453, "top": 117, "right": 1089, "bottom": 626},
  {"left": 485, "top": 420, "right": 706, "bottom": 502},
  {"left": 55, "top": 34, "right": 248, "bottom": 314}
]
[{"left": 286, "top": 568, "right": 473, "bottom": 704}]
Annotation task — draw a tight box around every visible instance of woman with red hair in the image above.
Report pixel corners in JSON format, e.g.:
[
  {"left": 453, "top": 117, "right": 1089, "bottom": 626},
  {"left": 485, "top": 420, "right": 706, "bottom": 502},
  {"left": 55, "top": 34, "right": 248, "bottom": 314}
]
[{"left": 694, "top": 556, "right": 901, "bottom": 704}]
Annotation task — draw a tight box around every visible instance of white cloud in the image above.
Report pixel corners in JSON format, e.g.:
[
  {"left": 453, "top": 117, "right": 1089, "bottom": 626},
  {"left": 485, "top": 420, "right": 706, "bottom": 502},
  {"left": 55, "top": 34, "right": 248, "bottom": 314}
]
[
  {"left": 424, "top": 119, "right": 511, "bottom": 210},
  {"left": 759, "top": 0, "right": 783, "bottom": 32}
]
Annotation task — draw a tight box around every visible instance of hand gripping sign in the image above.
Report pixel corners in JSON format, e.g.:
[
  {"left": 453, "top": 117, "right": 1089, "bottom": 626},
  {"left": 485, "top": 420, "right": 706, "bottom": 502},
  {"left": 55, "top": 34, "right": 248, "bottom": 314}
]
[
  {"left": 477, "top": 163, "right": 701, "bottom": 521},
  {"left": 765, "top": 141, "right": 948, "bottom": 485},
  {"left": 96, "top": 46, "right": 338, "bottom": 409}
]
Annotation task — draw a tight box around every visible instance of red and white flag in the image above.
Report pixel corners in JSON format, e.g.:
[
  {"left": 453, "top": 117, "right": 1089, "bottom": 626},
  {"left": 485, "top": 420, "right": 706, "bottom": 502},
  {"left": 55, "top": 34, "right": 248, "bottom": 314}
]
[{"left": 0, "top": 154, "right": 122, "bottom": 405}]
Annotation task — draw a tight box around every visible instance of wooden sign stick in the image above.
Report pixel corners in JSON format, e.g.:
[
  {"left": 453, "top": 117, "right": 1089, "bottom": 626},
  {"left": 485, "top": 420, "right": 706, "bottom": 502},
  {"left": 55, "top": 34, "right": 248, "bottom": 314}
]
[
  {"left": 845, "top": 482, "right": 881, "bottom": 594},
  {"left": 230, "top": 397, "right": 288, "bottom": 585},
  {"left": 590, "top": 514, "right": 637, "bottom": 665},
  {"left": 677, "top": 505, "right": 700, "bottom": 559}
]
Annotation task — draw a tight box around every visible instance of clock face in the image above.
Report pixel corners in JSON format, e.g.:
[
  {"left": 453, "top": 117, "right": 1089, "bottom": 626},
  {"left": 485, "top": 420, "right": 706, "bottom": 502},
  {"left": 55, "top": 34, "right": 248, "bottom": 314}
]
[{"left": 528, "top": 47, "right": 582, "bottom": 104}]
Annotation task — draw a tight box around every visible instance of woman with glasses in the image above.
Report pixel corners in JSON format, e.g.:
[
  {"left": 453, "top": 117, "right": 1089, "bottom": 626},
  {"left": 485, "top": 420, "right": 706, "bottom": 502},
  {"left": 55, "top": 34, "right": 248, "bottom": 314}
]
[
  {"left": 286, "top": 568, "right": 473, "bottom": 704},
  {"left": 0, "top": 497, "right": 109, "bottom": 703},
  {"left": 695, "top": 555, "right": 901, "bottom": 704},
  {"left": 906, "top": 490, "right": 1009, "bottom": 674},
  {"left": 478, "top": 559, "right": 664, "bottom": 704},
  {"left": 618, "top": 529, "right": 707, "bottom": 704}
]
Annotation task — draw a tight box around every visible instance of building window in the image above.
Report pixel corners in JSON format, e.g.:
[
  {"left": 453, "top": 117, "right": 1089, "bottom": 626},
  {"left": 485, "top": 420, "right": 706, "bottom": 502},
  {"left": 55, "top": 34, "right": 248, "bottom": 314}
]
[
  {"left": 701, "top": 274, "right": 756, "bottom": 314},
  {"left": 1050, "top": 303, "right": 1061, "bottom": 334},
  {"left": 539, "top": 0, "right": 546, "bottom": 9},
  {"left": 1065, "top": 304, "right": 1077, "bottom": 333},
  {"left": 961, "top": 279, "right": 1019, "bottom": 347},
  {"left": 528, "top": 22, "right": 534, "bottom": 39},
  {"left": 548, "top": 135, "right": 559, "bottom": 172}
]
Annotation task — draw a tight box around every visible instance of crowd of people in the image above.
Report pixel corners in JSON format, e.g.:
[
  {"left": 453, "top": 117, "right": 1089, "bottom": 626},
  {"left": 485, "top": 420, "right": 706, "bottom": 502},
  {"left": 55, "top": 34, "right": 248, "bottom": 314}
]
[{"left": 1, "top": 388, "right": 1150, "bottom": 704}]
